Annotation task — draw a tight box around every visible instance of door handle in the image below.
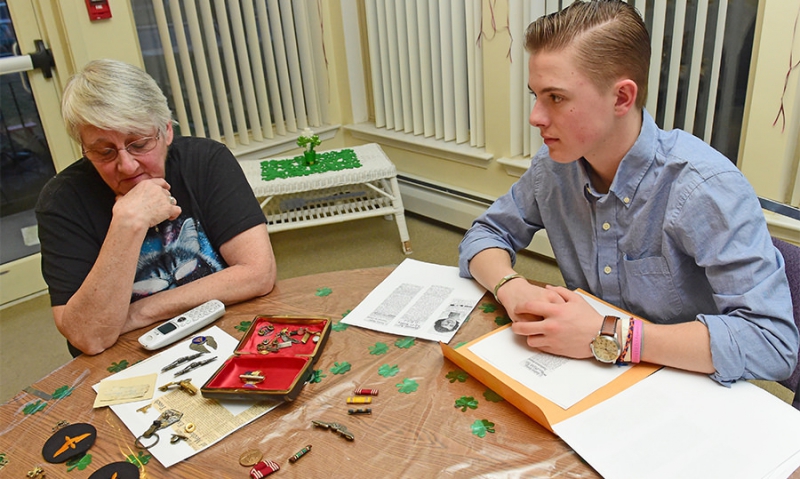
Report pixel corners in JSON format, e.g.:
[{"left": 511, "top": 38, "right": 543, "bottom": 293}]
[{"left": 0, "top": 39, "right": 55, "bottom": 79}]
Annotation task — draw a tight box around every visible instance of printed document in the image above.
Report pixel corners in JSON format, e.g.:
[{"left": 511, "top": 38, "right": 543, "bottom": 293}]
[
  {"left": 468, "top": 292, "right": 632, "bottom": 409},
  {"left": 342, "top": 259, "right": 486, "bottom": 343}
]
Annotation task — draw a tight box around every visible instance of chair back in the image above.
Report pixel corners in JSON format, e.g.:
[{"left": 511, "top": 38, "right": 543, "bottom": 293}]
[{"left": 773, "top": 237, "right": 800, "bottom": 409}]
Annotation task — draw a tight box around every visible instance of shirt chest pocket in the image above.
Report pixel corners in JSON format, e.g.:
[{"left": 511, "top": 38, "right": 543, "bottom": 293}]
[{"left": 621, "top": 254, "right": 683, "bottom": 322}]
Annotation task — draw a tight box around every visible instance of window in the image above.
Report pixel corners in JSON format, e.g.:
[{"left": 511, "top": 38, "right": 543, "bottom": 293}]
[{"left": 131, "top": 0, "right": 330, "bottom": 154}]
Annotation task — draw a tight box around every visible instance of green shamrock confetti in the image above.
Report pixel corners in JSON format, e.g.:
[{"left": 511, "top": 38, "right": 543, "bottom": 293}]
[
  {"left": 445, "top": 370, "right": 469, "bottom": 383},
  {"left": 330, "top": 362, "right": 352, "bottom": 375},
  {"left": 66, "top": 453, "right": 92, "bottom": 471},
  {"left": 316, "top": 287, "right": 332, "bottom": 297},
  {"left": 394, "top": 337, "right": 415, "bottom": 349},
  {"left": 453, "top": 341, "right": 468, "bottom": 349},
  {"left": 52, "top": 385, "right": 74, "bottom": 399},
  {"left": 23, "top": 399, "right": 47, "bottom": 415},
  {"left": 494, "top": 315, "right": 512, "bottom": 326},
  {"left": 331, "top": 321, "right": 349, "bottom": 332},
  {"left": 471, "top": 419, "right": 496, "bottom": 438},
  {"left": 0, "top": 452, "right": 8, "bottom": 467},
  {"left": 378, "top": 364, "right": 400, "bottom": 377},
  {"left": 396, "top": 378, "right": 419, "bottom": 394},
  {"left": 342, "top": 309, "right": 351, "bottom": 318},
  {"left": 480, "top": 303, "right": 497, "bottom": 313},
  {"left": 127, "top": 450, "right": 151, "bottom": 467},
  {"left": 107, "top": 360, "right": 130, "bottom": 373},
  {"left": 235, "top": 320, "right": 253, "bottom": 332},
  {"left": 369, "top": 342, "right": 389, "bottom": 355},
  {"left": 455, "top": 396, "right": 479, "bottom": 412},
  {"left": 309, "top": 369, "right": 327, "bottom": 383},
  {"left": 483, "top": 389, "right": 504, "bottom": 403}
]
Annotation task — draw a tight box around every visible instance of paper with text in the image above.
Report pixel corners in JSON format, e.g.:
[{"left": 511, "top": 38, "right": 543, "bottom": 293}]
[
  {"left": 93, "top": 326, "right": 281, "bottom": 468},
  {"left": 468, "top": 292, "right": 632, "bottom": 409},
  {"left": 342, "top": 259, "right": 486, "bottom": 343}
]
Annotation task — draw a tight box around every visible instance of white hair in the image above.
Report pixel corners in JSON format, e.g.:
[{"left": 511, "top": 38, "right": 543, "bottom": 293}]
[{"left": 61, "top": 59, "right": 173, "bottom": 141}]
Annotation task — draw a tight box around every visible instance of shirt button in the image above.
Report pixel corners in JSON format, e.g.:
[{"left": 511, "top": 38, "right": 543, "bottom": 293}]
[
  {"left": 603, "top": 266, "right": 612, "bottom": 274},
  {"left": 623, "top": 197, "right": 630, "bottom": 204},
  {"left": 602, "top": 222, "right": 611, "bottom": 231}
]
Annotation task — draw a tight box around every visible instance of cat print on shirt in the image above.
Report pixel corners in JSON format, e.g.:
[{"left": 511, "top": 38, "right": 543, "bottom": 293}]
[{"left": 131, "top": 216, "right": 226, "bottom": 300}]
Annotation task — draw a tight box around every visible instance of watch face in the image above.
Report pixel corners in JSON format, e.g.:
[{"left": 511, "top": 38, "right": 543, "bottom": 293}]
[{"left": 591, "top": 335, "right": 620, "bottom": 363}]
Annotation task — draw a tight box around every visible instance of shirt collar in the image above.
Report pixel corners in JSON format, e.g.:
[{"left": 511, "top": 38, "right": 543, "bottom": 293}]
[{"left": 582, "top": 110, "right": 657, "bottom": 206}]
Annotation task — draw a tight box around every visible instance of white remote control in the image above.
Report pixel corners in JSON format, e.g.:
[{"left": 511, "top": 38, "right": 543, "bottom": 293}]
[{"left": 138, "top": 299, "right": 226, "bottom": 350}]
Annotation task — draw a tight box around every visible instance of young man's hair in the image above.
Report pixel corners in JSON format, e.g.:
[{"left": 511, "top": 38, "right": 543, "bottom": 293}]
[{"left": 524, "top": 0, "right": 650, "bottom": 110}]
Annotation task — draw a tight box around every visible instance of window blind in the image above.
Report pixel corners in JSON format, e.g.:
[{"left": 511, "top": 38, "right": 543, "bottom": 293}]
[
  {"left": 145, "top": 0, "right": 328, "bottom": 151},
  {"left": 363, "top": 0, "right": 484, "bottom": 147}
]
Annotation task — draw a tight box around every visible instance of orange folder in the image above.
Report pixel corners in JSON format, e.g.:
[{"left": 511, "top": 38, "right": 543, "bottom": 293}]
[{"left": 441, "top": 291, "right": 661, "bottom": 433}]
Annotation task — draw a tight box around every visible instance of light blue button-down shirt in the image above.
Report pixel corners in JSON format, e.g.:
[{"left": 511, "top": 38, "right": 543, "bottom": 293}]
[{"left": 459, "top": 111, "right": 798, "bottom": 385}]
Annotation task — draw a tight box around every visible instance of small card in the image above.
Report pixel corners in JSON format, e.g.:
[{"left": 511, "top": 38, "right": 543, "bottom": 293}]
[{"left": 93, "top": 373, "right": 158, "bottom": 408}]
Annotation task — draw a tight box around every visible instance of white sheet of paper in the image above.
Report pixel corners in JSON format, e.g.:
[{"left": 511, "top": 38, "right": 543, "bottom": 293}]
[
  {"left": 341, "top": 259, "right": 486, "bottom": 343},
  {"left": 467, "top": 292, "right": 632, "bottom": 409},
  {"left": 553, "top": 367, "right": 800, "bottom": 479},
  {"left": 93, "top": 326, "right": 281, "bottom": 468}
]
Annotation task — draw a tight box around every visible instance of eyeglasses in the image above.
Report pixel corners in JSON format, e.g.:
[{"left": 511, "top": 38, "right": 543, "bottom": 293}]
[{"left": 82, "top": 132, "right": 161, "bottom": 164}]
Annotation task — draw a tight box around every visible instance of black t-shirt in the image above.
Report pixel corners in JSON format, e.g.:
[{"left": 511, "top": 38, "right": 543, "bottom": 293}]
[{"left": 36, "top": 136, "right": 266, "bottom": 306}]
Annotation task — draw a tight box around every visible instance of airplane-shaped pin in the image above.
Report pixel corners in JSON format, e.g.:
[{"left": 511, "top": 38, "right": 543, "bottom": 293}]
[{"left": 54, "top": 432, "right": 92, "bottom": 457}]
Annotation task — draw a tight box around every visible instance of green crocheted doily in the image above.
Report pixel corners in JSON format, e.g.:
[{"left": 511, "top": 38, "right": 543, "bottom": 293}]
[{"left": 260, "top": 148, "right": 361, "bottom": 181}]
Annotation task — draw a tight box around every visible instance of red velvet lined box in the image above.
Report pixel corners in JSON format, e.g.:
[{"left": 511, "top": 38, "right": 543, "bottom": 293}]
[{"left": 201, "top": 315, "right": 331, "bottom": 401}]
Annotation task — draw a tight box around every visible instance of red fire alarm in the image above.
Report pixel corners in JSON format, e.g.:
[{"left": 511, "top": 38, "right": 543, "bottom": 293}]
[{"left": 85, "top": 0, "right": 112, "bottom": 21}]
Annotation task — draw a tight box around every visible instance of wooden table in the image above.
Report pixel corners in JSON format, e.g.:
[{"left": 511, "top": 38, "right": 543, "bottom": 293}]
[{"left": 3, "top": 267, "right": 791, "bottom": 478}]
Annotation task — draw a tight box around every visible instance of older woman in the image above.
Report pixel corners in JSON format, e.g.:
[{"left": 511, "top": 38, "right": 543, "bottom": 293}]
[{"left": 36, "top": 59, "right": 276, "bottom": 356}]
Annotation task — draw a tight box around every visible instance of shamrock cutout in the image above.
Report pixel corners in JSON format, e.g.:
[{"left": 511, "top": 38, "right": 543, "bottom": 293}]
[
  {"left": 127, "top": 450, "right": 151, "bottom": 467},
  {"left": 471, "top": 419, "right": 496, "bottom": 438},
  {"left": 494, "top": 315, "right": 512, "bottom": 326},
  {"left": 309, "top": 369, "right": 327, "bottom": 383},
  {"left": 330, "top": 362, "right": 352, "bottom": 375},
  {"left": 52, "top": 385, "right": 74, "bottom": 399},
  {"left": 455, "top": 396, "right": 479, "bottom": 412},
  {"left": 332, "top": 321, "right": 349, "bottom": 332},
  {"left": 342, "top": 309, "right": 351, "bottom": 318},
  {"left": 483, "top": 389, "right": 504, "bottom": 403},
  {"left": 316, "top": 287, "right": 332, "bottom": 297},
  {"left": 396, "top": 378, "right": 419, "bottom": 394},
  {"left": 107, "top": 360, "right": 130, "bottom": 373},
  {"left": 394, "top": 337, "right": 415, "bottom": 349},
  {"left": 378, "top": 364, "right": 400, "bottom": 377},
  {"left": 23, "top": 399, "right": 47, "bottom": 415},
  {"left": 446, "top": 370, "right": 469, "bottom": 383},
  {"left": 369, "top": 342, "right": 389, "bottom": 355},
  {"left": 235, "top": 320, "right": 253, "bottom": 332},
  {"left": 66, "top": 453, "right": 92, "bottom": 471},
  {"left": 453, "top": 341, "right": 468, "bottom": 349},
  {"left": 479, "top": 303, "right": 497, "bottom": 313}
]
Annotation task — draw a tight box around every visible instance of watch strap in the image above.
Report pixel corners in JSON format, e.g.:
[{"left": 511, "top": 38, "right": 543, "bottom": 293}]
[{"left": 600, "top": 315, "right": 619, "bottom": 337}]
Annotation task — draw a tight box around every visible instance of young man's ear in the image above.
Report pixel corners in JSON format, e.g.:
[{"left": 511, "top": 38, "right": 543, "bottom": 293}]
[{"left": 613, "top": 79, "right": 638, "bottom": 116}]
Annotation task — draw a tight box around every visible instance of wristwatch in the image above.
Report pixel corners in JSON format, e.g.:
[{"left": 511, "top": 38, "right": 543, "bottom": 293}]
[{"left": 590, "top": 315, "right": 621, "bottom": 364}]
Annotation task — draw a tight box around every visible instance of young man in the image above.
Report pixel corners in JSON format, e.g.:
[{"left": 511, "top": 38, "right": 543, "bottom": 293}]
[
  {"left": 458, "top": 1, "right": 797, "bottom": 385},
  {"left": 37, "top": 59, "right": 277, "bottom": 356}
]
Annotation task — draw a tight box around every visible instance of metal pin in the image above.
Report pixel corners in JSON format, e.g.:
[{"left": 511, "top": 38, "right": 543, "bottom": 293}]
[
  {"left": 348, "top": 408, "right": 372, "bottom": 415},
  {"left": 289, "top": 444, "right": 312, "bottom": 463}
]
